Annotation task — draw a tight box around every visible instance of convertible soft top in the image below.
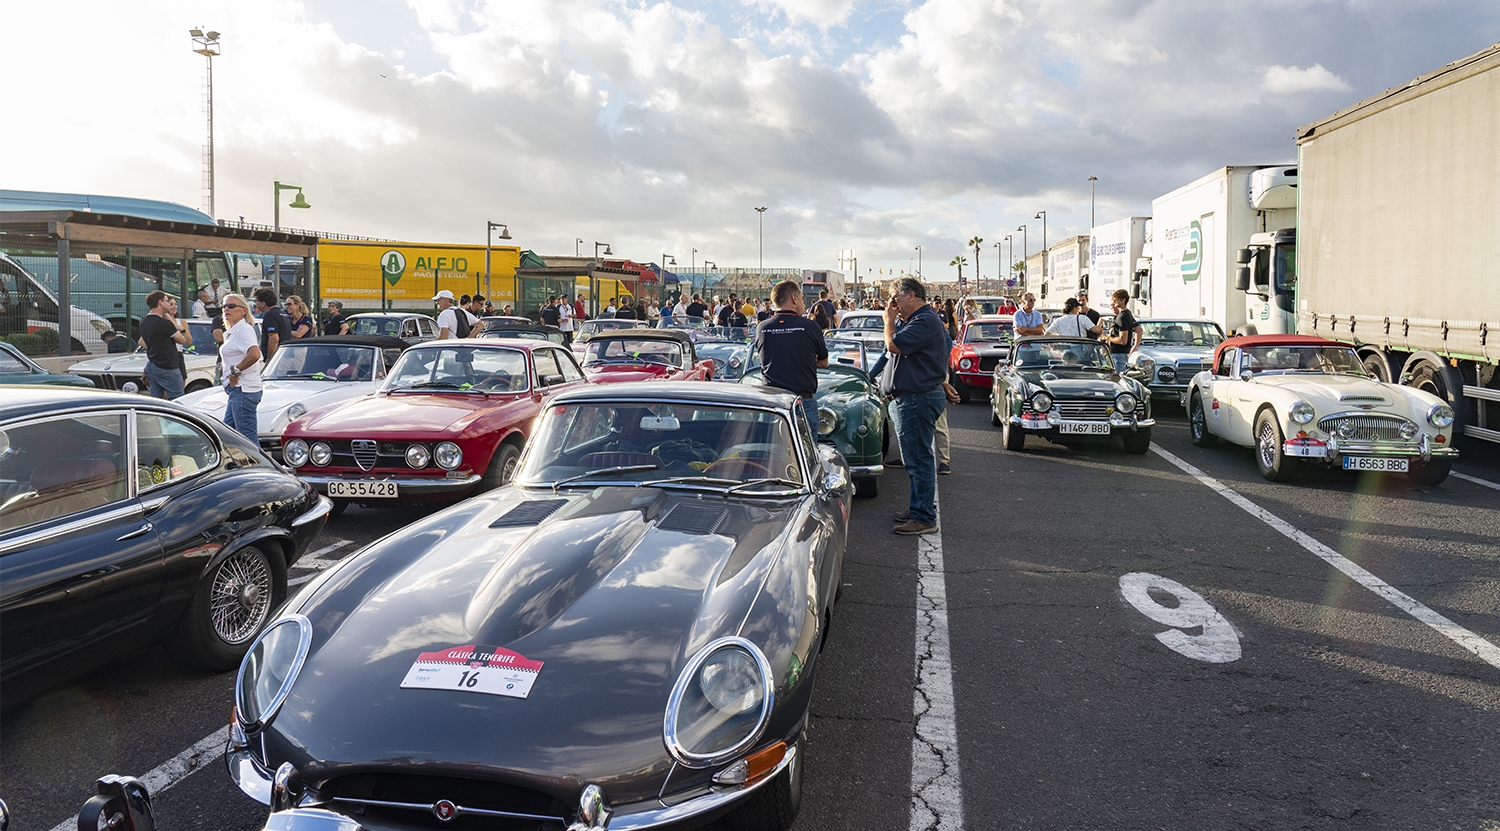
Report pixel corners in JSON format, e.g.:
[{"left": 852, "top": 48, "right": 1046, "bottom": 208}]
[
  {"left": 1212, "top": 334, "right": 1341, "bottom": 372},
  {"left": 589, "top": 327, "right": 694, "bottom": 346}
]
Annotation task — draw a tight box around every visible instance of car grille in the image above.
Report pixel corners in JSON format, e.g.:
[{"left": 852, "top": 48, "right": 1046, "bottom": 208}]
[
  {"left": 1055, "top": 401, "right": 1111, "bottom": 421},
  {"left": 319, "top": 773, "right": 569, "bottom": 829},
  {"left": 74, "top": 373, "right": 117, "bottom": 390},
  {"left": 350, "top": 440, "right": 378, "bottom": 471},
  {"left": 978, "top": 356, "right": 1003, "bottom": 372},
  {"left": 1173, "top": 360, "right": 1203, "bottom": 377},
  {"left": 1318, "top": 414, "right": 1414, "bottom": 443}
]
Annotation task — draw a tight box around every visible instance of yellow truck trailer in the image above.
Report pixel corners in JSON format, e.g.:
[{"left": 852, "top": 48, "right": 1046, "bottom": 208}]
[{"left": 317, "top": 240, "right": 521, "bottom": 312}]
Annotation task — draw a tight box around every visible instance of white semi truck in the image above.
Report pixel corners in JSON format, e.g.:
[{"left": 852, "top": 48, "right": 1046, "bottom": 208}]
[
  {"left": 1140, "top": 165, "right": 1298, "bottom": 334},
  {"left": 1088, "top": 217, "right": 1148, "bottom": 300},
  {"left": 1295, "top": 42, "right": 1499, "bottom": 444}
]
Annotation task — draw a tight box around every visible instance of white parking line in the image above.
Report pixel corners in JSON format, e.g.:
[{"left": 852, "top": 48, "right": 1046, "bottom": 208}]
[
  {"left": 301, "top": 539, "right": 352, "bottom": 562},
  {"left": 910, "top": 491, "right": 964, "bottom": 831},
  {"left": 46, "top": 728, "right": 225, "bottom": 831},
  {"left": 1454, "top": 471, "right": 1500, "bottom": 491},
  {"left": 1151, "top": 443, "right": 1500, "bottom": 670}
]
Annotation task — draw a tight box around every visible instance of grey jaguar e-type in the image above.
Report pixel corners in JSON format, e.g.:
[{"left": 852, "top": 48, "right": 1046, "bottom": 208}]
[{"left": 227, "top": 382, "right": 851, "bottom": 831}]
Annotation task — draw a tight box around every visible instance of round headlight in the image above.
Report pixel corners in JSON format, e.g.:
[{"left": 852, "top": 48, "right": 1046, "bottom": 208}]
[
  {"left": 434, "top": 441, "right": 463, "bottom": 470},
  {"left": 664, "top": 637, "right": 773, "bottom": 768},
  {"left": 310, "top": 442, "right": 332, "bottom": 466},
  {"left": 1137, "top": 357, "right": 1155, "bottom": 373},
  {"left": 1399, "top": 420, "right": 1419, "bottom": 440},
  {"left": 960, "top": 358, "right": 974, "bottom": 370},
  {"left": 817, "top": 407, "right": 838, "bottom": 436},
  {"left": 406, "top": 444, "right": 430, "bottom": 469},
  {"left": 284, "top": 439, "right": 309, "bottom": 468},
  {"left": 1031, "top": 392, "right": 1053, "bottom": 412},
  {"left": 1289, "top": 400, "right": 1316, "bottom": 425},
  {"left": 235, "top": 615, "right": 312, "bottom": 735},
  {"left": 729, "top": 357, "right": 742, "bottom": 368},
  {"left": 1427, "top": 404, "right": 1455, "bottom": 428},
  {"left": 1115, "top": 393, "right": 1137, "bottom": 414},
  {"left": 287, "top": 403, "right": 308, "bottom": 420}
]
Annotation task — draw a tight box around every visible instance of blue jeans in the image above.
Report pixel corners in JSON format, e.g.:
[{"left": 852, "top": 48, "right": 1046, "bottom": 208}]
[
  {"left": 890, "top": 388, "right": 945, "bottom": 525},
  {"left": 1112, "top": 353, "right": 1129, "bottom": 373},
  {"left": 802, "top": 397, "right": 820, "bottom": 438},
  {"left": 223, "top": 385, "right": 262, "bottom": 444},
  {"left": 144, "top": 361, "right": 184, "bottom": 400}
]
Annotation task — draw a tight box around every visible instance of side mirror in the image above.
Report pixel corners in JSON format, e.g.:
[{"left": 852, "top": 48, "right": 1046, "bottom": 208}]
[
  {"left": 1131, "top": 283, "right": 1141, "bottom": 300},
  {"left": 1240, "top": 370, "right": 1254, "bottom": 383},
  {"left": 1236, "top": 248, "right": 1253, "bottom": 265},
  {"left": 541, "top": 374, "right": 565, "bottom": 387},
  {"left": 1234, "top": 267, "right": 1251, "bottom": 292},
  {"left": 821, "top": 469, "right": 849, "bottom": 497}
]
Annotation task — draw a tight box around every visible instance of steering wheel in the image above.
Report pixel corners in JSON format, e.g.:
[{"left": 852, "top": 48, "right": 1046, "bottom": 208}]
[
  {"left": 476, "top": 373, "right": 513, "bottom": 391},
  {"left": 703, "top": 457, "right": 774, "bottom": 479}
]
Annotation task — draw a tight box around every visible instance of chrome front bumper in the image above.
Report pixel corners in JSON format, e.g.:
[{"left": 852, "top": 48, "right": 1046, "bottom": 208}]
[
  {"left": 296, "top": 473, "right": 483, "bottom": 495},
  {"left": 849, "top": 464, "right": 884, "bottom": 478},
  {"left": 228, "top": 735, "right": 797, "bottom": 830},
  {"left": 291, "top": 496, "right": 334, "bottom": 528}
]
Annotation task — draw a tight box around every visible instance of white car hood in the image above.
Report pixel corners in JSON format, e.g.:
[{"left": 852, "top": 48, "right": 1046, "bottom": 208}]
[
  {"left": 1254, "top": 374, "right": 1395, "bottom": 408},
  {"left": 70, "top": 351, "right": 218, "bottom": 372},
  {"left": 179, "top": 379, "right": 378, "bottom": 435}
]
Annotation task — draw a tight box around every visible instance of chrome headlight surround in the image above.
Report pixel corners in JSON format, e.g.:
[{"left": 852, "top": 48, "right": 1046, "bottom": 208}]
[
  {"left": 817, "top": 407, "right": 838, "bottom": 437},
  {"left": 405, "top": 443, "right": 430, "bottom": 469},
  {"left": 1115, "top": 393, "right": 1137, "bottom": 414},
  {"left": 287, "top": 403, "right": 308, "bottom": 421},
  {"left": 309, "top": 442, "right": 332, "bottom": 466},
  {"left": 284, "top": 439, "right": 310, "bottom": 468},
  {"left": 959, "top": 357, "right": 974, "bottom": 370},
  {"left": 664, "top": 636, "right": 774, "bottom": 768},
  {"left": 1427, "top": 403, "right": 1455, "bottom": 428},
  {"left": 434, "top": 441, "right": 463, "bottom": 470},
  {"left": 1030, "top": 392, "right": 1053, "bottom": 412},
  {"left": 1289, "top": 400, "right": 1316, "bottom": 425},
  {"left": 1399, "top": 420, "right": 1420, "bottom": 441},
  {"left": 234, "top": 614, "right": 312, "bottom": 735},
  {"left": 1136, "top": 357, "right": 1155, "bottom": 375}
]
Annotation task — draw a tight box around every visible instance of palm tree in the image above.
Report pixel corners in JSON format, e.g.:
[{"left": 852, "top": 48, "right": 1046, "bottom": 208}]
[
  {"left": 968, "top": 236, "right": 983, "bottom": 290},
  {"left": 950, "top": 255, "right": 968, "bottom": 283}
]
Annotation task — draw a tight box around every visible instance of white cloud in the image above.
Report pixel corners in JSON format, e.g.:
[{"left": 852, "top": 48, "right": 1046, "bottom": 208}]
[
  {"left": 1262, "top": 63, "right": 1353, "bottom": 94},
  {"left": 751, "top": 0, "right": 860, "bottom": 27}
]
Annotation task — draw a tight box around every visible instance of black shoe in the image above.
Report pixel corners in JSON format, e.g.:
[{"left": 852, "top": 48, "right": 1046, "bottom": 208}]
[
  {"left": 893, "top": 510, "right": 911, "bottom": 522},
  {"left": 888, "top": 458, "right": 904, "bottom": 468},
  {"left": 938, "top": 463, "right": 952, "bottom": 475}
]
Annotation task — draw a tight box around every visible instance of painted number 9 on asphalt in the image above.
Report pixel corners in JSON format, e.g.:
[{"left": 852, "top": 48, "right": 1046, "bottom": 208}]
[{"left": 1119, "top": 572, "right": 1241, "bottom": 664}]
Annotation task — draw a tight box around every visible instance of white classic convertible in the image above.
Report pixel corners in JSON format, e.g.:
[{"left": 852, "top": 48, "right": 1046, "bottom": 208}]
[
  {"left": 1186, "top": 335, "right": 1458, "bottom": 484},
  {"left": 178, "top": 334, "right": 409, "bottom": 458}
]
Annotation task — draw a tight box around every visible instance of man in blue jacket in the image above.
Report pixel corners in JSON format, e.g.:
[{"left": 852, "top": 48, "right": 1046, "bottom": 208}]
[{"left": 884, "top": 277, "right": 948, "bottom": 535}]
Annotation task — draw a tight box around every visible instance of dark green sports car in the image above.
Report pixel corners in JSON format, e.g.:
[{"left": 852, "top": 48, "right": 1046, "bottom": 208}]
[
  {"left": 990, "top": 336, "right": 1154, "bottom": 454},
  {"left": 0, "top": 342, "right": 96, "bottom": 388},
  {"left": 742, "top": 338, "right": 890, "bottom": 497}
]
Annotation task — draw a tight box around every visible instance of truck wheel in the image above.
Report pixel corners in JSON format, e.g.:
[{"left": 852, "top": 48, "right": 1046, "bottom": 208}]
[
  {"left": 1254, "top": 409, "right": 1295, "bottom": 482},
  {"left": 1406, "top": 359, "right": 1468, "bottom": 426},
  {"left": 1406, "top": 459, "right": 1452, "bottom": 486},
  {"left": 1190, "top": 394, "right": 1218, "bottom": 447},
  {"left": 1360, "top": 351, "right": 1396, "bottom": 383},
  {"left": 482, "top": 442, "right": 522, "bottom": 491},
  {"left": 1002, "top": 418, "right": 1025, "bottom": 451},
  {"left": 1122, "top": 428, "right": 1152, "bottom": 455}
]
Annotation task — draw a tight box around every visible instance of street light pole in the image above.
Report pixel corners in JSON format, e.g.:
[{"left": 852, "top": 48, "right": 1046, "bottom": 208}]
[
  {"left": 993, "top": 242, "right": 1002, "bottom": 294},
  {"left": 485, "top": 221, "right": 511, "bottom": 305},
  {"left": 1087, "top": 176, "right": 1098, "bottom": 228},
  {"left": 190, "top": 29, "right": 221, "bottom": 218},
  {"left": 914, "top": 245, "right": 922, "bottom": 279},
  {"left": 575, "top": 238, "right": 583, "bottom": 257},
  {"left": 272, "top": 181, "right": 309, "bottom": 298},
  {"left": 660, "top": 254, "right": 676, "bottom": 306},
  {"left": 1034, "top": 211, "right": 1048, "bottom": 296},
  {"left": 592, "top": 242, "right": 612, "bottom": 317},
  {"left": 754, "top": 207, "right": 768, "bottom": 276},
  {"left": 1016, "top": 225, "right": 1028, "bottom": 292},
  {"left": 1003, "top": 235, "right": 1013, "bottom": 293}
]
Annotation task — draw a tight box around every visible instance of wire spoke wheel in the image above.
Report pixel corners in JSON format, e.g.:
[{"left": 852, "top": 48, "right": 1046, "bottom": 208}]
[
  {"left": 1257, "top": 422, "right": 1277, "bottom": 469},
  {"left": 210, "top": 548, "right": 273, "bottom": 645}
]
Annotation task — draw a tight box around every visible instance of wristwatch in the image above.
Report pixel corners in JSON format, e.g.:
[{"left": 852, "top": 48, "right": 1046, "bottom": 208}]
[{"left": 229, "top": 367, "right": 241, "bottom": 377}]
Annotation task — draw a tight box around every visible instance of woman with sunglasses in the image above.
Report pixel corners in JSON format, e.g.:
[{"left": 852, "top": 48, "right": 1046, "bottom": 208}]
[
  {"left": 219, "top": 293, "right": 263, "bottom": 442},
  {"left": 285, "top": 295, "right": 314, "bottom": 340}
]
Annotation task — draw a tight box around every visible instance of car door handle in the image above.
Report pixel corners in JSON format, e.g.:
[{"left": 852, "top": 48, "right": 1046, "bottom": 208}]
[{"left": 116, "top": 522, "right": 154, "bottom": 541}]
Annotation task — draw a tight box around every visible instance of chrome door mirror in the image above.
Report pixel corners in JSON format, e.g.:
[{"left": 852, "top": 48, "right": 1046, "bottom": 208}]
[
  {"left": 821, "top": 469, "right": 849, "bottom": 497},
  {"left": 1239, "top": 370, "right": 1254, "bottom": 383}
]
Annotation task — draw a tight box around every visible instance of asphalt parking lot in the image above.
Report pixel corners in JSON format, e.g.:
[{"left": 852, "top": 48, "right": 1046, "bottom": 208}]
[{"left": 4, "top": 402, "right": 1499, "bottom": 830}]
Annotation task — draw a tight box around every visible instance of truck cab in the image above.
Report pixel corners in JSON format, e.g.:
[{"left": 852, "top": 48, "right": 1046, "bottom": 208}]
[{"left": 1235, "top": 227, "right": 1296, "bottom": 336}]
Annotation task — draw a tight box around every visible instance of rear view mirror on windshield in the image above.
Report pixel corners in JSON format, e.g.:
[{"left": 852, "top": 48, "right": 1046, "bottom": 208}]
[{"left": 640, "top": 415, "right": 681, "bottom": 431}]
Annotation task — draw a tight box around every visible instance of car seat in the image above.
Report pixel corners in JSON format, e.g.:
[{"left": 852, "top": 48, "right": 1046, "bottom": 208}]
[
  {"left": 579, "top": 451, "right": 662, "bottom": 470},
  {"left": 1, "top": 458, "right": 124, "bottom": 529}
]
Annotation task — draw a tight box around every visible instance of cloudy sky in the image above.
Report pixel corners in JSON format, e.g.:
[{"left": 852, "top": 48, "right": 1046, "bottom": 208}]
[{"left": 5, "top": 0, "right": 1496, "bottom": 281}]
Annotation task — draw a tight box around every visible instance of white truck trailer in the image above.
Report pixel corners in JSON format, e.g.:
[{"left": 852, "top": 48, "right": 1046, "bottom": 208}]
[
  {"left": 1088, "top": 217, "right": 1148, "bottom": 300},
  {"left": 1142, "top": 165, "right": 1298, "bottom": 334},
  {"left": 1295, "top": 42, "right": 1499, "bottom": 444},
  {"left": 1038, "top": 235, "right": 1089, "bottom": 306}
]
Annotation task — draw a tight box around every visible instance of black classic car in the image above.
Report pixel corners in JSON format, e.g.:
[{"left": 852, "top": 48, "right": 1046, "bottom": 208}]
[
  {"left": 0, "top": 389, "right": 332, "bottom": 705},
  {"left": 990, "top": 336, "right": 1155, "bottom": 454},
  {"left": 228, "top": 382, "right": 850, "bottom": 830}
]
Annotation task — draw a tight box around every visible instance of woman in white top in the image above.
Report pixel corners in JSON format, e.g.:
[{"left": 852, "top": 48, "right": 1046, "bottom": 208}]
[
  {"left": 1045, "top": 298, "right": 1096, "bottom": 338},
  {"left": 219, "top": 293, "right": 264, "bottom": 443}
]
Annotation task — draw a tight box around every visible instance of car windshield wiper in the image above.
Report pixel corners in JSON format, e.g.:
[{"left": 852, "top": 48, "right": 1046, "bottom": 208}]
[
  {"left": 551, "top": 464, "right": 662, "bottom": 491},
  {"left": 723, "top": 477, "right": 802, "bottom": 494},
  {"left": 645, "top": 475, "right": 740, "bottom": 488},
  {"left": 393, "top": 381, "right": 483, "bottom": 392},
  {"left": 275, "top": 372, "right": 340, "bottom": 381}
]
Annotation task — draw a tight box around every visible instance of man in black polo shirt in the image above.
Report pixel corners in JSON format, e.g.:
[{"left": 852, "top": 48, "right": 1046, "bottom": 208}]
[
  {"left": 755, "top": 280, "right": 828, "bottom": 437},
  {"left": 139, "top": 290, "right": 191, "bottom": 400},
  {"left": 540, "top": 296, "right": 561, "bottom": 327},
  {"left": 716, "top": 292, "right": 741, "bottom": 326},
  {"left": 685, "top": 294, "right": 709, "bottom": 321},
  {"left": 883, "top": 277, "right": 948, "bottom": 535}
]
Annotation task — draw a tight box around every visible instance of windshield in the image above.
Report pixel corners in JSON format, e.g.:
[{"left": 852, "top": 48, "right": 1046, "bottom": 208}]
[
  {"left": 697, "top": 343, "right": 754, "bottom": 379},
  {"left": 584, "top": 338, "right": 684, "bottom": 367},
  {"left": 384, "top": 345, "right": 530, "bottom": 392},
  {"left": 975, "top": 299, "right": 1011, "bottom": 315},
  {"left": 519, "top": 401, "right": 804, "bottom": 490},
  {"left": 659, "top": 316, "right": 707, "bottom": 329},
  {"left": 1243, "top": 345, "right": 1364, "bottom": 376},
  {"left": 577, "top": 320, "right": 637, "bottom": 339},
  {"left": 480, "top": 330, "right": 554, "bottom": 342},
  {"left": 1139, "top": 321, "right": 1224, "bottom": 347},
  {"left": 964, "top": 321, "right": 1013, "bottom": 343},
  {"left": 1013, "top": 340, "right": 1112, "bottom": 369},
  {"left": 265, "top": 343, "right": 381, "bottom": 382},
  {"left": 350, "top": 317, "right": 404, "bottom": 337},
  {"left": 0, "top": 348, "right": 35, "bottom": 374},
  {"left": 839, "top": 315, "right": 884, "bottom": 330},
  {"left": 1275, "top": 244, "right": 1297, "bottom": 292},
  {"left": 825, "top": 340, "right": 873, "bottom": 372},
  {"left": 180, "top": 321, "right": 221, "bottom": 357}
]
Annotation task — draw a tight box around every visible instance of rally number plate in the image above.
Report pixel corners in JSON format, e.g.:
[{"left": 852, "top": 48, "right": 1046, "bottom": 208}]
[
  {"left": 1059, "top": 422, "right": 1111, "bottom": 435},
  {"left": 327, "top": 480, "right": 398, "bottom": 498},
  {"left": 1342, "top": 456, "right": 1408, "bottom": 472}
]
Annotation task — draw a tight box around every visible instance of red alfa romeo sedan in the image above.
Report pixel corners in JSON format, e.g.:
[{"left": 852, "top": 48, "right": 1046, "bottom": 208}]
[{"left": 282, "top": 339, "right": 587, "bottom": 509}]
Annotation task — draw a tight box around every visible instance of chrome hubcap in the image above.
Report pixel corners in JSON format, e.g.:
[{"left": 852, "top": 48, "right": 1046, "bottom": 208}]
[{"left": 211, "top": 550, "right": 272, "bottom": 645}]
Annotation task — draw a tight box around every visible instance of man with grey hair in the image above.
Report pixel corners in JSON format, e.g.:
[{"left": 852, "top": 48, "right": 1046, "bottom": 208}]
[{"left": 883, "top": 276, "right": 948, "bottom": 535}]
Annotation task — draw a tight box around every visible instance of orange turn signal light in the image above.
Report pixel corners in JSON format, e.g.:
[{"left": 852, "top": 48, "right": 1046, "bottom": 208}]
[
  {"left": 1435, "top": 434, "right": 1446, "bottom": 443},
  {"left": 745, "top": 741, "right": 786, "bottom": 782}
]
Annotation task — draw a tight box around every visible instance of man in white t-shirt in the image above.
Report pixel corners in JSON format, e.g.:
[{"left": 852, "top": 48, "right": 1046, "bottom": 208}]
[
  {"left": 558, "top": 295, "right": 575, "bottom": 344},
  {"left": 434, "top": 290, "right": 461, "bottom": 339}
]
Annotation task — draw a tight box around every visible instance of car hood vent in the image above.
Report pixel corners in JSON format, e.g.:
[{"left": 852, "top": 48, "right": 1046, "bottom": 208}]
[
  {"left": 1339, "top": 394, "right": 1386, "bottom": 402},
  {"left": 658, "top": 503, "right": 729, "bottom": 535},
  {"left": 489, "top": 499, "right": 568, "bottom": 528}
]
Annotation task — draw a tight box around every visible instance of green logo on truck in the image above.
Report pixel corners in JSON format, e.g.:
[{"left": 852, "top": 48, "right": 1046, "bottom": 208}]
[
  {"left": 381, "top": 250, "right": 407, "bottom": 287},
  {"left": 1179, "top": 220, "right": 1202, "bottom": 283}
]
